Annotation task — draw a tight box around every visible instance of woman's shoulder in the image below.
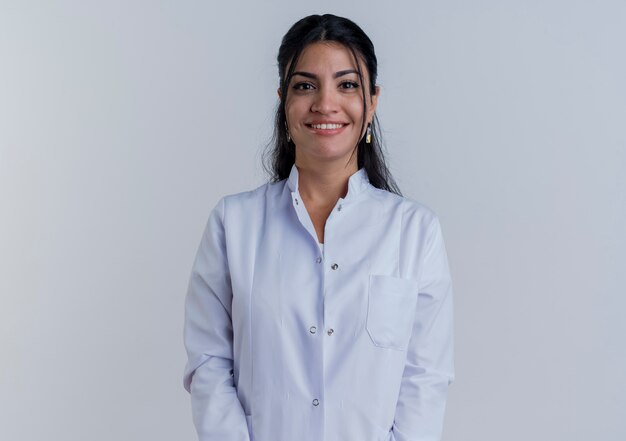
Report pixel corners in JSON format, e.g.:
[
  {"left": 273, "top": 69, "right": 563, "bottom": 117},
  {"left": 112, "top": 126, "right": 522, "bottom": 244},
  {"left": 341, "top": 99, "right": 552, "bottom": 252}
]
[
  {"left": 209, "top": 179, "right": 286, "bottom": 219},
  {"left": 367, "top": 186, "right": 440, "bottom": 225},
  {"left": 220, "top": 179, "right": 284, "bottom": 204}
]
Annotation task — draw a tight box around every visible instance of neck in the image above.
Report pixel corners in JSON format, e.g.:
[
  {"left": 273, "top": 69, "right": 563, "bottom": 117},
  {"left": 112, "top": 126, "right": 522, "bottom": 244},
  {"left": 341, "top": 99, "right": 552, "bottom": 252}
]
[{"left": 294, "top": 158, "right": 358, "bottom": 206}]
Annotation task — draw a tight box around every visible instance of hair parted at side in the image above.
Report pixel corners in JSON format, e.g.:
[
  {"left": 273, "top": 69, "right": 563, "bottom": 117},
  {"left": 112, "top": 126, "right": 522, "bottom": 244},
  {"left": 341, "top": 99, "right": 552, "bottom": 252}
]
[{"left": 261, "top": 13, "right": 402, "bottom": 196}]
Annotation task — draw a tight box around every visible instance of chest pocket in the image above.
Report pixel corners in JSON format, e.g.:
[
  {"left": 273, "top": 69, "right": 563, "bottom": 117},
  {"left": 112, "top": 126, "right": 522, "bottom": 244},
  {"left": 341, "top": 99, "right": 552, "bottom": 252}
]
[{"left": 366, "top": 275, "right": 419, "bottom": 351}]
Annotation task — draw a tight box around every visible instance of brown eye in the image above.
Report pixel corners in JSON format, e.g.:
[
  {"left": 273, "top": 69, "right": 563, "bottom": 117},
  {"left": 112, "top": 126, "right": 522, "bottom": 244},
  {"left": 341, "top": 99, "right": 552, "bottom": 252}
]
[
  {"left": 340, "top": 81, "right": 360, "bottom": 89},
  {"left": 293, "top": 82, "right": 315, "bottom": 91}
]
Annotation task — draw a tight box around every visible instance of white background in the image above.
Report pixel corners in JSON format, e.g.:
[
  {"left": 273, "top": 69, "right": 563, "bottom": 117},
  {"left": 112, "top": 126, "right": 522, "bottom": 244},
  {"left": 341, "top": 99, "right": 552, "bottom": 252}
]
[{"left": 1, "top": 1, "right": 625, "bottom": 440}]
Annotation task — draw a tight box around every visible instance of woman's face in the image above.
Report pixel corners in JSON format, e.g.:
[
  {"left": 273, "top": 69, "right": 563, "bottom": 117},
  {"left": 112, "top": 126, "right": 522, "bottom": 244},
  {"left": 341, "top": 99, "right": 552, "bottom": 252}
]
[{"left": 281, "top": 42, "right": 379, "bottom": 166}]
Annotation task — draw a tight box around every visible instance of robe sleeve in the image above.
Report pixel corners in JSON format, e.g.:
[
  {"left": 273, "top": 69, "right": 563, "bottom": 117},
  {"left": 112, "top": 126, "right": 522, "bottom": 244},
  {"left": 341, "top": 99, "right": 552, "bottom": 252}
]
[
  {"left": 389, "top": 215, "right": 455, "bottom": 441},
  {"left": 183, "top": 197, "right": 251, "bottom": 441}
]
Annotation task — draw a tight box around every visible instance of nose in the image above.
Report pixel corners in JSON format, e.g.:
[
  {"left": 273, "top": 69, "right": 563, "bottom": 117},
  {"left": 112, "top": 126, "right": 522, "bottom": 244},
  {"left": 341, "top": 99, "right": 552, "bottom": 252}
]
[{"left": 310, "top": 87, "right": 338, "bottom": 114}]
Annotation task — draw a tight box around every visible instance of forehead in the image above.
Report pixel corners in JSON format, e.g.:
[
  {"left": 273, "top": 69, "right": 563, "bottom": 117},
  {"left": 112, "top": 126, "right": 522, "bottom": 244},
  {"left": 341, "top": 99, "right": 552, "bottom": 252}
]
[{"left": 293, "top": 42, "right": 367, "bottom": 75}]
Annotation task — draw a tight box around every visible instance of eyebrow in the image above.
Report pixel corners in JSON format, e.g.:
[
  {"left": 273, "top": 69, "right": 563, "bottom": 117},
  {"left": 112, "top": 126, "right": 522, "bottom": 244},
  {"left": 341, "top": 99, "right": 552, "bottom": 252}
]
[{"left": 292, "top": 69, "right": 359, "bottom": 79}]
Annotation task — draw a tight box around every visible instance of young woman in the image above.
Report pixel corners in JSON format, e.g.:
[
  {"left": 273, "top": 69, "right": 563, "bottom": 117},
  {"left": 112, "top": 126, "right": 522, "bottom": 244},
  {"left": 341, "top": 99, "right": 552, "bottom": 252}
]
[{"left": 183, "top": 14, "right": 455, "bottom": 441}]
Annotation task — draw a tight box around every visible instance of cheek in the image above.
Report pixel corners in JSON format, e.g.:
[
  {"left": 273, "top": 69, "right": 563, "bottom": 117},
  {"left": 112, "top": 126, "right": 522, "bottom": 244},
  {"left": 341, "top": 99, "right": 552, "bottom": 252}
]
[
  {"left": 285, "top": 100, "right": 305, "bottom": 125},
  {"left": 349, "top": 103, "right": 366, "bottom": 125}
]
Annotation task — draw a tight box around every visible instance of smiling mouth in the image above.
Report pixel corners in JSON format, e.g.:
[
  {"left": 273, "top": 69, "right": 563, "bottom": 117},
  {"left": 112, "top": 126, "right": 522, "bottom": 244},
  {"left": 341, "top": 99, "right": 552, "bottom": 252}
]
[{"left": 306, "top": 123, "right": 347, "bottom": 130}]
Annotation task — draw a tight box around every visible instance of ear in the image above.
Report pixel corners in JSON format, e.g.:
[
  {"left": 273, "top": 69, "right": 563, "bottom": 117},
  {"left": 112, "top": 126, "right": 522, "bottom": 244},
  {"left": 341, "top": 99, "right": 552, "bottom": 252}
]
[
  {"left": 367, "top": 85, "right": 381, "bottom": 122},
  {"left": 277, "top": 87, "right": 282, "bottom": 100}
]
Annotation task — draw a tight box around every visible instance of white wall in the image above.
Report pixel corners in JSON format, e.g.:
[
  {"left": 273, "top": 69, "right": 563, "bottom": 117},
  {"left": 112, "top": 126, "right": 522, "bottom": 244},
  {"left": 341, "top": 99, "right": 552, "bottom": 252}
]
[{"left": 1, "top": 1, "right": 624, "bottom": 440}]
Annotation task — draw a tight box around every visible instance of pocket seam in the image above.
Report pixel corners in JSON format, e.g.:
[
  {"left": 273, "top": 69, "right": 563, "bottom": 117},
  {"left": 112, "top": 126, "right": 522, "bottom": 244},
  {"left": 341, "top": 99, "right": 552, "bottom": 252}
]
[{"left": 366, "top": 275, "right": 418, "bottom": 350}]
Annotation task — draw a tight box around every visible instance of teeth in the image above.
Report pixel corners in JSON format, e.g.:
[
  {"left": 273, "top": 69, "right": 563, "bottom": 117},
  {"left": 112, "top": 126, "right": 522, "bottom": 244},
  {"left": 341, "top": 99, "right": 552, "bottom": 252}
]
[{"left": 311, "top": 123, "right": 344, "bottom": 130}]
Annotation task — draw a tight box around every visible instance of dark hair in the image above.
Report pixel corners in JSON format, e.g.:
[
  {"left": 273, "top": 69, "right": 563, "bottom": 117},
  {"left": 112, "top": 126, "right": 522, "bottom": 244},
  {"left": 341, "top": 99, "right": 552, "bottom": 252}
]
[{"left": 262, "top": 14, "right": 401, "bottom": 195}]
